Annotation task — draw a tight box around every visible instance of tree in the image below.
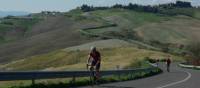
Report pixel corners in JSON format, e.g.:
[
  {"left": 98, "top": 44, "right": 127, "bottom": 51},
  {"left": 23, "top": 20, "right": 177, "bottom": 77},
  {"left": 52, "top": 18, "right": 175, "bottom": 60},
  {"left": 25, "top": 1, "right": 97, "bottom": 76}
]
[
  {"left": 176, "top": 1, "right": 192, "bottom": 8},
  {"left": 187, "top": 41, "right": 200, "bottom": 65},
  {"left": 112, "top": 4, "right": 124, "bottom": 8},
  {"left": 80, "top": 4, "right": 94, "bottom": 12},
  {"left": 79, "top": 1, "right": 193, "bottom": 16},
  {"left": 4, "top": 15, "right": 14, "bottom": 19}
]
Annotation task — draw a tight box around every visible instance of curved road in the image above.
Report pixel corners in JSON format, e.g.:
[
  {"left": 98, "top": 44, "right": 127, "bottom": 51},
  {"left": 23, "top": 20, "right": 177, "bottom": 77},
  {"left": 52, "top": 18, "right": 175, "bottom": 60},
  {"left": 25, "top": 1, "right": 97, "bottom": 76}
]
[{"left": 80, "top": 63, "right": 200, "bottom": 88}]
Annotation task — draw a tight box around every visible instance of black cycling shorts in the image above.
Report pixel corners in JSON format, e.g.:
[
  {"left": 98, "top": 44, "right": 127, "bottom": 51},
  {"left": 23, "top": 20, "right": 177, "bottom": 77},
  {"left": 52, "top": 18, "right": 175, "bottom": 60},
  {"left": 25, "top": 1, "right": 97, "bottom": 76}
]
[{"left": 92, "top": 60, "right": 100, "bottom": 70}]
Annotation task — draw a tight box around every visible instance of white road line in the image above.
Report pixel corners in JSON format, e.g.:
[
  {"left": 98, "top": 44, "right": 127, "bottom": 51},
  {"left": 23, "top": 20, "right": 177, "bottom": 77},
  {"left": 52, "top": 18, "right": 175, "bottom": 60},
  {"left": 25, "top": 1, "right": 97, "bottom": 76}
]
[{"left": 156, "top": 71, "right": 192, "bottom": 88}]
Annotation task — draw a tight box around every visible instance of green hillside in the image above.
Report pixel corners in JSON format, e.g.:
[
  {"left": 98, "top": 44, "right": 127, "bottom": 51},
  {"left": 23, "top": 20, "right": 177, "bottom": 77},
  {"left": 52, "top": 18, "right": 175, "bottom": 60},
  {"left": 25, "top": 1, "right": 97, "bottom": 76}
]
[
  {"left": 79, "top": 8, "right": 200, "bottom": 44},
  {"left": 0, "top": 4, "right": 200, "bottom": 67},
  {"left": 0, "top": 16, "right": 41, "bottom": 44},
  {"left": 0, "top": 13, "right": 103, "bottom": 63},
  {"left": 0, "top": 1, "right": 200, "bottom": 88},
  {"left": 0, "top": 3, "right": 200, "bottom": 88}
]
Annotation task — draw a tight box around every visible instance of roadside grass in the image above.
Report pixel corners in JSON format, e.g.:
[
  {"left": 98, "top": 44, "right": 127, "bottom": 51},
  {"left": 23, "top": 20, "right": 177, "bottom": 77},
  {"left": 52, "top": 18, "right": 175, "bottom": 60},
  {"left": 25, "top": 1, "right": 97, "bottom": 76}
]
[
  {"left": 8, "top": 67, "right": 162, "bottom": 88},
  {"left": 124, "top": 59, "right": 152, "bottom": 69},
  {"left": 0, "top": 78, "right": 75, "bottom": 88}
]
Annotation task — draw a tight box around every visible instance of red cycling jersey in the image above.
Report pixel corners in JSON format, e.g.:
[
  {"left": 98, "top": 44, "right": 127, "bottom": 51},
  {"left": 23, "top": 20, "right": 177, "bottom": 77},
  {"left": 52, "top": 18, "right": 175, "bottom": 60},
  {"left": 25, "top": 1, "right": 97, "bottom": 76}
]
[
  {"left": 90, "top": 51, "right": 100, "bottom": 62},
  {"left": 167, "top": 58, "right": 171, "bottom": 65}
]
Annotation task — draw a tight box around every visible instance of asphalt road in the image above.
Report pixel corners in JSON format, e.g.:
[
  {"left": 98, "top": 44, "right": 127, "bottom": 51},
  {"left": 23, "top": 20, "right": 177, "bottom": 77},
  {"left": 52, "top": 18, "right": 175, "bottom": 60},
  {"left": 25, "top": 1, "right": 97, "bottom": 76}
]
[{"left": 79, "top": 63, "right": 200, "bottom": 88}]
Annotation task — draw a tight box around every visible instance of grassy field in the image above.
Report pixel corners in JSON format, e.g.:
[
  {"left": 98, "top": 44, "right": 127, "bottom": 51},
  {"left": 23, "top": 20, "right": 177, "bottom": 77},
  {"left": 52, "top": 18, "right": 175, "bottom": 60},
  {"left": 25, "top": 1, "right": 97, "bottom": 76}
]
[
  {"left": 135, "top": 16, "right": 200, "bottom": 44},
  {"left": 0, "top": 8, "right": 200, "bottom": 64},
  {"left": 82, "top": 9, "right": 166, "bottom": 38},
  {"left": 194, "top": 8, "right": 200, "bottom": 19},
  {"left": 64, "top": 39, "right": 134, "bottom": 51},
  {"left": 0, "top": 17, "right": 41, "bottom": 43},
  {"left": 0, "top": 14, "right": 101, "bottom": 63},
  {"left": 0, "top": 44, "right": 184, "bottom": 71}
]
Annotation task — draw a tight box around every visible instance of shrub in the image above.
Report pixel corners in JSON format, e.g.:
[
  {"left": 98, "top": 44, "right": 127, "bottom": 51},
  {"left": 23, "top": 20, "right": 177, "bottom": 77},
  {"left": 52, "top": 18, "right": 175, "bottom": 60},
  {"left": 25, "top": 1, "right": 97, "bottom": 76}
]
[
  {"left": 145, "top": 57, "right": 156, "bottom": 63},
  {"left": 186, "top": 41, "right": 200, "bottom": 65},
  {"left": 2, "top": 21, "right": 14, "bottom": 25}
]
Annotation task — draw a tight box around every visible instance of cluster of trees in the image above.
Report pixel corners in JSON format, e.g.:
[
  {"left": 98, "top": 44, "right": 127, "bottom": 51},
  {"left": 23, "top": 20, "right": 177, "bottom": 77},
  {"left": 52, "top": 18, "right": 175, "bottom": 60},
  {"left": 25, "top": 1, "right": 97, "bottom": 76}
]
[
  {"left": 80, "top": 1, "right": 194, "bottom": 16},
  {"left": 2, "top": 21, "right": 14, "bottom": 25},
  {"left": 80, "top": 5, "right": 108, "bottom": 12},
  {"left": 175, "top": 1, "right": 192, "bottom": 8},
  {"left": 4, "top": 15, "right": 15, "bottom": 19}
]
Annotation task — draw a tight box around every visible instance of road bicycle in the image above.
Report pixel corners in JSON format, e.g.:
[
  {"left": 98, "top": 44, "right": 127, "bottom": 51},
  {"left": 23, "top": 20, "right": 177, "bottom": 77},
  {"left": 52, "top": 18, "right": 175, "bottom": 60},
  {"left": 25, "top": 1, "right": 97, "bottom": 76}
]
[{"left": 87, "top": 64, "right": 98, "bottom": 85}]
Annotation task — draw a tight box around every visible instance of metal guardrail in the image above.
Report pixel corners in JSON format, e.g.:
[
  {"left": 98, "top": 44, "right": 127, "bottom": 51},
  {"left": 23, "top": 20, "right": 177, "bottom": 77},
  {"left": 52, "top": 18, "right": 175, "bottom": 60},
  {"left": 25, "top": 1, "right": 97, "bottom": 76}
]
[
  {"left": 0, "top": 67, "right": 158, "bottom": 84},
  {"left": 179, "top": 63, "right": 200, "bottom": 69}
]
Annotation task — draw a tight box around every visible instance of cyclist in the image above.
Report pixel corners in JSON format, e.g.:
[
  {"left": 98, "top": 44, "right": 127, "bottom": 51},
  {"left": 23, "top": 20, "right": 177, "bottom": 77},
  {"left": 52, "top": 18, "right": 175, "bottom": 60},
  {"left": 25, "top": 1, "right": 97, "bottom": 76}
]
[
  {"left": 166, "top": 56, "right": 172, "bottom": 72},
  {"left": 87, "top": 46, "right": 101, "bottom": 83}
]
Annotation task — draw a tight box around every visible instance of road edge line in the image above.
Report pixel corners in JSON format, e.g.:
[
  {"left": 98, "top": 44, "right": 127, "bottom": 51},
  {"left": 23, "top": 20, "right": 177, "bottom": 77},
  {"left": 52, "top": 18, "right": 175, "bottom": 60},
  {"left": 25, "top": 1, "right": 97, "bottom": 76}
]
[{"left": 156, "top": 71, "right": 191, "bottom": 88}]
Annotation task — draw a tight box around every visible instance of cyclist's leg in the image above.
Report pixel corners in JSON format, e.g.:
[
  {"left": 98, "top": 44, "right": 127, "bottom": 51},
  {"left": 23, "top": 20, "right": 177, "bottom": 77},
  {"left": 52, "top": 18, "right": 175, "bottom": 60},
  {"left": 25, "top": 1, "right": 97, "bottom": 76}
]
[
  {"left": 166, "top": 64, "right": 168, "bottom": 72},
  {"left": 167, "top": 66, "right": 169, "bottom": 72},
  {"left": 95, "top": 63, "right": 100, "bottom": 81},
  {"left": 89, "top": 66, "right": 95, "bottom": 85},
  {"left": 167, "top": 64, "right": 170, "bottom": 72},
  {"left": 91, "top": 61, "right": 97, "bottom": 84}
]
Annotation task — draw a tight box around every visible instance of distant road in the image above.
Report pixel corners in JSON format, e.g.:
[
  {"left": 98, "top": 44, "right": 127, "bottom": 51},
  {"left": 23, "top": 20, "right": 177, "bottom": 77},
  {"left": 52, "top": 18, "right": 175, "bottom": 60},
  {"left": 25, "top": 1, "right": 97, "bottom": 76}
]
[{"left": 80, "top": 63, "right": 200, "bottom": 88}]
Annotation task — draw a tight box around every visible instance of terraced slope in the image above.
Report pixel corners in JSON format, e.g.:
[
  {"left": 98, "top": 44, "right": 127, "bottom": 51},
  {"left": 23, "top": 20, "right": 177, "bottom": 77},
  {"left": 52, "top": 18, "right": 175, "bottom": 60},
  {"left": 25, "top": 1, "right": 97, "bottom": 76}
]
[{"left": 82, "top": 9, "right": 200, "bottom": 44}]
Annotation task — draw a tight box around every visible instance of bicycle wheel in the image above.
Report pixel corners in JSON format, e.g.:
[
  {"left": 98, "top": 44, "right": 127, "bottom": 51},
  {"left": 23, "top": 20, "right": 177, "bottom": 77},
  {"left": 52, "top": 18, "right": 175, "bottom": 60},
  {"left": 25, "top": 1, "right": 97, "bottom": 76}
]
[{"left": 89, "top": 67, "right": 95, "bottom": 85}]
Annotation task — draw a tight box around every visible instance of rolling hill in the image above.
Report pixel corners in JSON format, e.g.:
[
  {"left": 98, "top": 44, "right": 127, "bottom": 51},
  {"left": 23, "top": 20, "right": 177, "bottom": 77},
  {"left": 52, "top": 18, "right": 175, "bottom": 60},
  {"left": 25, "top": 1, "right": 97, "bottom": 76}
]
[
  {"left": 0, "top": 5, "right": 199, "bottom": 70},
  {"left": 0, "top": 10, "right": 113, "bottom": 63},
  {"left": 81, "top": 8, "right": 200, "bottom": 44}
]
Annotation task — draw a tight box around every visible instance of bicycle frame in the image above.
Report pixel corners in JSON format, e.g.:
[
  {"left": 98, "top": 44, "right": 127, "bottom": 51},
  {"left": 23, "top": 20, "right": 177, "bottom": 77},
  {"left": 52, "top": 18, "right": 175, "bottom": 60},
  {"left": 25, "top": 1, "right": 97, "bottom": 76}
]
[{"left": 87, "top": 64, "right": 97, "bottom": 85}]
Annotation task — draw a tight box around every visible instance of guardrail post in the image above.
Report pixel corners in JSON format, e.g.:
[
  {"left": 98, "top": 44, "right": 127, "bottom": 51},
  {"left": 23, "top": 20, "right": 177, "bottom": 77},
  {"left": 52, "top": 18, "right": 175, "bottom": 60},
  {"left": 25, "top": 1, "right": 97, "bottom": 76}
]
[
  {"left": 73, "top": 76, "right": 76, "bottom": 83},
  {"left": 71, "top": 76, "right": 76, "bottom": 85},
  {"left": 69, "top": 76, "right": 76, "bottom": 86},
  {"left": 130, "top": 73, "right": 133, "bottom": 79},
  {"left": 32, "top": 79, "right": 35, "bottom": 85},
  {"left": 118, "top": 73, "right": 121, "bottom": 80},
  {"left": 140, "top": 70, "right": 143, "bottom": 76}
]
